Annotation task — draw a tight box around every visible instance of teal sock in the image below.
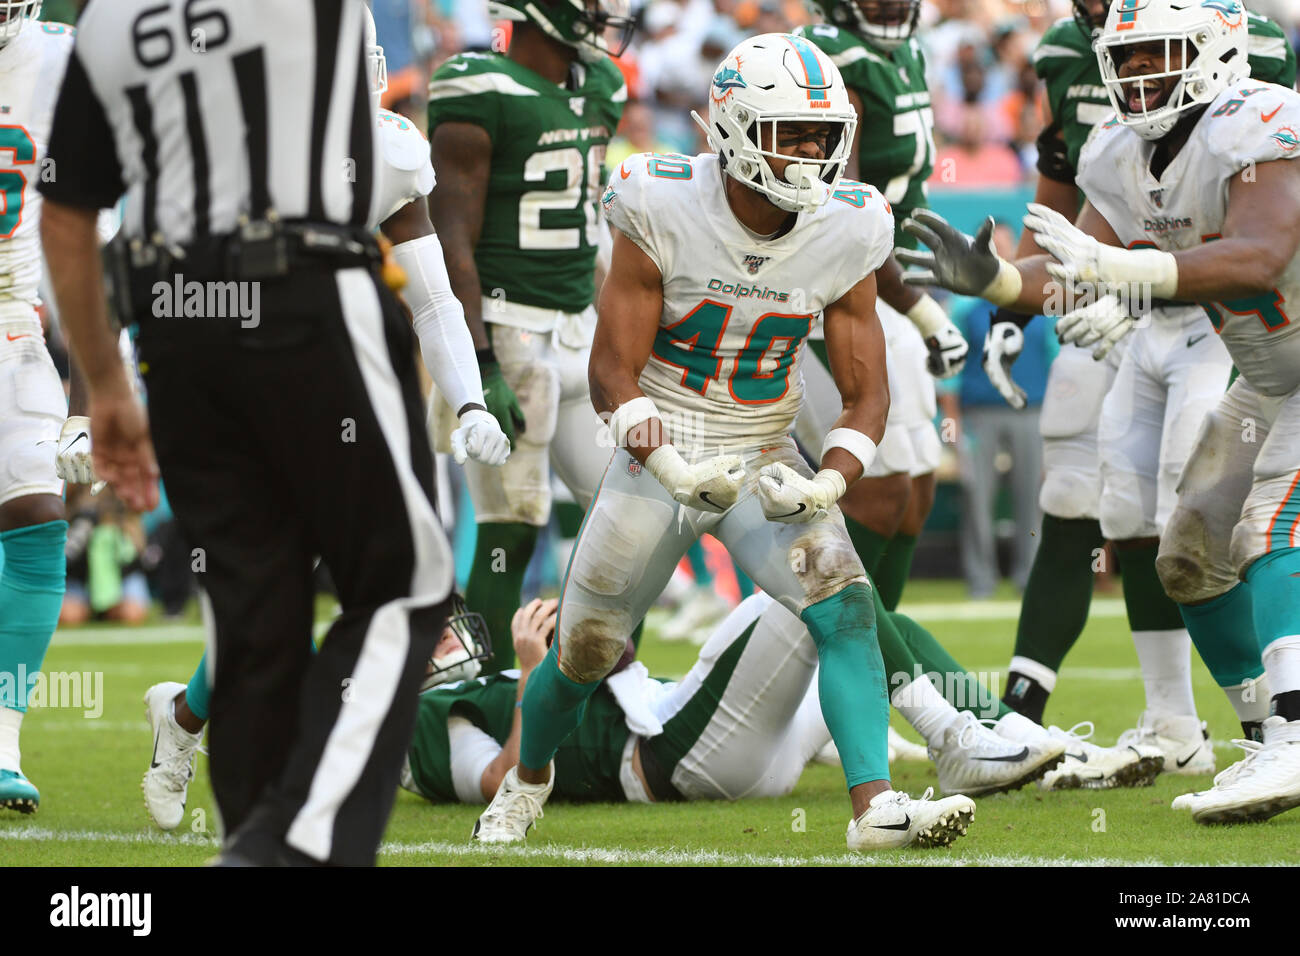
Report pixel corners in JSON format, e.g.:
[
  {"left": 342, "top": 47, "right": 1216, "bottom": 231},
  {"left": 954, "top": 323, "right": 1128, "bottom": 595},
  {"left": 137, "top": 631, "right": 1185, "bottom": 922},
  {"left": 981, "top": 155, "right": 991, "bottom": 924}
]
[
  {"left": 0, "top": 521, "right": 67, "bottom": 712},
  {"left": 890, "top": 609, "right": 1007, "bottom": 718},
  {"left": 186, "top": 651, "right": 211, "bottom": 721},
  {"left": 518, "top": 642, "right": 598, "bottom": 771},
  {"left": 1118, "top": 543, "right": 1186, "bottom": 631},
  {"left": 465, "top": 522, "right": 539, "bottom": 674},
  {"left": 1179, "top": 581, "right": 1263, "bottom": 687},
  {"left": 1012, "top": 515, "right": 1104, "bottom": 671},
  {"left": 801, "top": 583, "right": 889, "bottom": 788},
  {"left": 685, "top": 539, "right": 714, "bottom": 586},
  {"left": 734, "top": 562, "right": 754, "bottom": 599},
  {"left": 842, "top": 515, "right": 889, "bottom": 578},
  {"left": 1245, "top": 547, "right": 1300, "bottom": 656},
  {"left": 875, "top": 532, "right": 918, "bottom": 611}
]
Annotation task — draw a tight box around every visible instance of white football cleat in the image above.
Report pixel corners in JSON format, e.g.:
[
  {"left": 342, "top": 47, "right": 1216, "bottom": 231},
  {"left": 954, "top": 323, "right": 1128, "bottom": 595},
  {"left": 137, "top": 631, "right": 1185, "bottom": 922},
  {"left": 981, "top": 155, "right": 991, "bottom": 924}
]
[
  {"left": 1117, "top": 712, "right": 1214, "bottom": 775},
  {"left": 471, "top": 765, "right": 553, "bottom": 844},
  {"left": 142, "top": 682, "right": 204, "bottom": 831},
  {"left": 659, "top": 587, "right": 731, "bottom": 644},
  {"left": 846, "top": 787, "right": 975, "bottom": 850},
  {"left": 1039, "top": 721, "right": 1165, "bottom": 790},
  {"left": 889, "top": 726, "right": 930, "bottom": 762},
  {"left": 932, "top": 711, "right": 1065, "bottom": 796},
  {"left": 1171, "top": 716, "right": 1300, "bottom": 824}
]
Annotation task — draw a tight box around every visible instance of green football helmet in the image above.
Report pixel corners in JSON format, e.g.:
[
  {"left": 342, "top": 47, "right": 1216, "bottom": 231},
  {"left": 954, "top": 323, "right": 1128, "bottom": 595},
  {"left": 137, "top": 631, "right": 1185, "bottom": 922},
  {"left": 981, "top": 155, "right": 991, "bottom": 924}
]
[
  {"left": 811, "top": 0, "right": 921, "bottom": 51},
  {"left": 488, "top": 0, "right": 637, "bottom": 60}
]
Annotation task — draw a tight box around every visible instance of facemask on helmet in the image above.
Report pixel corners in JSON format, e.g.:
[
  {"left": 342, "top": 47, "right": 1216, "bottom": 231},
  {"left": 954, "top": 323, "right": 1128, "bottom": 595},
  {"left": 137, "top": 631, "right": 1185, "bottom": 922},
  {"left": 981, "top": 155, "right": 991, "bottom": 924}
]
[
  {"left": 0, "top": 0, "right": 41, "bottom": 49},
  {"left": 362, "top": 3, "right": 388, "bottom": 113},
  {"left": 487, "top": 0, "right": 637, "bottom": 61},
  {"left": 694, "top": 33, "right": 858, "bottom": 214},
  {"left": 1071, "top": 0, "right": 1109, "bottom": 38},
  {"left": 816, "top": 0, "right": 921, "bottom": 51},
  {"left": 420, "top": 595, "right": 494, "bottom": 692},
  {"left": 1096, "top": 0, "right": 1249, "bottom": 141}
]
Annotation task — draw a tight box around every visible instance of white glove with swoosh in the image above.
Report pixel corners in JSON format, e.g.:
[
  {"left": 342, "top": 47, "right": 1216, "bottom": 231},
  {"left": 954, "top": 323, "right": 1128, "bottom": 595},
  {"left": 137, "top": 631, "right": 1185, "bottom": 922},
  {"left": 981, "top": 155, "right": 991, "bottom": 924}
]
[
  {"left": 55, "top": 415, "right": 97, "bottom": 484},
  {"left": 757, "top": 463, "right": 846, "bottom": 524}
]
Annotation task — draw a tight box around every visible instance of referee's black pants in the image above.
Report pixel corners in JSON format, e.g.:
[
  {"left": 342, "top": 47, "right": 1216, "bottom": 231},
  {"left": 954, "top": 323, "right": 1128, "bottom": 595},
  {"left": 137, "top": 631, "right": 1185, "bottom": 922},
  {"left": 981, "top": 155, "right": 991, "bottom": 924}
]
[{"left": 136, "top": 265, "right": 452, "bottom": 865}]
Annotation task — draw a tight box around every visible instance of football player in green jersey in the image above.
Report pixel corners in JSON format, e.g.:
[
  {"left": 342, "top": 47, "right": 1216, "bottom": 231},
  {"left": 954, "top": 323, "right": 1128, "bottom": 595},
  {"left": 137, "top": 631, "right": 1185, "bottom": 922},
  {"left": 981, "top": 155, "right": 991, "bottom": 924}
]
[
  {"left": 983, "top": 0, "right": 1293, "bottom": 756},
  {"left": 427, "top": 0, "right": 634, "bottom": 673},
  {"left": 795, "top": 1, "right": 969, "bottom": 613}
]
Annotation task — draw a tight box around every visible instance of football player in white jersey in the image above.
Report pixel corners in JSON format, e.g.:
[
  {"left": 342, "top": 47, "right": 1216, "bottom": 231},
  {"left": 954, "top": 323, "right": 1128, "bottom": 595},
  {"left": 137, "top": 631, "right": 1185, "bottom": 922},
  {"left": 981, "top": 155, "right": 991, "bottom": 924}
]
[
  {"left": 134, "top": 10, "right": 511, "bottom": 830},
  {"left": 0, "top": 2, "right": 81, "bottom": 814},
  {"left": 473, "top": 33, "right": 978, "bottom": 852},
  {"left": 900, "top": 0, "right": 1300, "bottom": 823}
]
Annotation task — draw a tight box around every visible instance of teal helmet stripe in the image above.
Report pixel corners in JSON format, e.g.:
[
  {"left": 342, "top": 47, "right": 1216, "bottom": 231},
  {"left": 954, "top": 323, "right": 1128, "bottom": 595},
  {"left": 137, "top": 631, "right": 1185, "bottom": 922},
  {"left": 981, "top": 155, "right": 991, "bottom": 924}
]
[{"left": 786, "top": 34, "right": 828, "bottom": 101}]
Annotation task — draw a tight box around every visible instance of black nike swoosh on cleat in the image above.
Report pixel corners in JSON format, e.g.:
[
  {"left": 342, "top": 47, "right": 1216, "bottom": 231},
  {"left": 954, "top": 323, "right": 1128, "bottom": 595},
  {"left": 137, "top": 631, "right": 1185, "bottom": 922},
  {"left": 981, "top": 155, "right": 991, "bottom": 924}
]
[
  {"left": 1067, "top": 751, "right": 1088, "bottom": 763},
  {"left": 769, "top": 504, "right": 807, "bottom": 519},
  {"left": 871, "top": 815, "right": 912, "bottom": 831},
  {"left": 975, "top": 746, "right": 1030, "bottom": 762},
  {"left": 1187, "top": 333, "right": 1208, "bottom": 347},
  {"left": 1176, "top": 747, "right": 1201, "bottom": 768},
  {"left": 150, "top": 734, "right": 160, "bottom": 770},
  {"left": 698, "top": 491, "right": 725, "bottom": 510}
]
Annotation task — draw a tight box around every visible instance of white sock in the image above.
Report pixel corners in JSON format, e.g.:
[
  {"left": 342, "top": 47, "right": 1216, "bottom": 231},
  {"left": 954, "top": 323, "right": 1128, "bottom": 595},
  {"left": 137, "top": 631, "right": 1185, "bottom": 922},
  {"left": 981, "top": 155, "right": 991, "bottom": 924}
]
[
  {"left": 891, "top": 675, "right": 958, "bottom": 747},
  {"left": 1132, "top": 628, "right": 1197, "bottom": 718},
  {"left": 1263, "top": 636, "right": 1300, "bottom": 698},
  {"left": 0, "top": 706, "right": 23, "bottom": 772},
  {"left": 1222, "top": 674, "right": 1272, "bottom": 727}
]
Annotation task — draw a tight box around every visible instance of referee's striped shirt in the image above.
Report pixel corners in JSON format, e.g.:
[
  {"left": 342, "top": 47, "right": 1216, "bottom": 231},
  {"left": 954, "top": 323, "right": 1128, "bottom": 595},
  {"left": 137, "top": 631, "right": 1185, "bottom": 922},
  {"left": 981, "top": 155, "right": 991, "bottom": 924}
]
[{"left": 39, "top": 0, "right": 377, "bottom": 244}]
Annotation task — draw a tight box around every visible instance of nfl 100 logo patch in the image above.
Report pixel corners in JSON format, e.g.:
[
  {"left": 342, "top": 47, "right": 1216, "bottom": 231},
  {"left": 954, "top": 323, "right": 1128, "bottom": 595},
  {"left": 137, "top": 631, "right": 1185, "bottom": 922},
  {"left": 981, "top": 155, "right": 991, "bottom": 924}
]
[
  {"left": 627, "top": 459, "right": 642, "bottom": 477},
  {"left": 742, "top": 254, "right": 770, "bottom": 275}
]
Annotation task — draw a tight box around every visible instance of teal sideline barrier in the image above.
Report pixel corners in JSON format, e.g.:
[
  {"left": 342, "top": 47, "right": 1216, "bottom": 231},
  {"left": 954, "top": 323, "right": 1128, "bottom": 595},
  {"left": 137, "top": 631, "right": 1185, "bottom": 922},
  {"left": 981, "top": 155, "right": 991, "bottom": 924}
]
[{"left": 926, "top": 185, "right": 1036, "bottom": 237}]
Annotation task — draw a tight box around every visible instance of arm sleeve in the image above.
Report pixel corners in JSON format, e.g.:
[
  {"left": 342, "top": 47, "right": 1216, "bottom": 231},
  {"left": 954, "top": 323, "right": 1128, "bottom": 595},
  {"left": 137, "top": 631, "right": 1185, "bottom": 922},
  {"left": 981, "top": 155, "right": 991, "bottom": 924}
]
[
  {"left": 390, "top": 232, "right": 485, "bottom": 417},
  {"left": 39, "top": 45, "right": 125, "bottom": 211},
  {"left": 448, "top": 716, "right": 503, "bottom": 804}
]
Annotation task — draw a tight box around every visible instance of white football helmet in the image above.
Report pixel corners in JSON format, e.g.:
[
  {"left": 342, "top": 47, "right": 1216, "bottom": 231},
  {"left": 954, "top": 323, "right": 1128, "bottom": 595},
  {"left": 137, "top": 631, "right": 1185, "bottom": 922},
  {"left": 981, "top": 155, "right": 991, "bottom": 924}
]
[
  {"left": 362, "top": 3, "right": 387, "bottom": 112},
  {"left": 1096, "top": 0, "right": 1250, "bottom": 141},
  {"left": 420, "top": 595, "right": 494, "bottom": 692},
  {"left": 0, "top": 0, "right": 41, "bottom": 48},
  {"left": 694, "top": 33, "right": 857, "bottom": 214}
]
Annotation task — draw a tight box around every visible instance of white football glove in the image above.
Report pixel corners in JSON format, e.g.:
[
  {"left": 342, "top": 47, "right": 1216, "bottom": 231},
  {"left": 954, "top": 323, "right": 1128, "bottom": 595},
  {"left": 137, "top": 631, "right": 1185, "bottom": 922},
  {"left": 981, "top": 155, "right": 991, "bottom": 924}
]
[
  {"left": 1056, "top": 294, "right": 1136, "bottom": 360},
  {"left": 646, "top": 446, "right": 746, "bottom": 513},
  {"left": 1022, "top": 203, "right": 1179, "bottom": 300},
  {"left": 55, "top": 415, "right": 97, "bottom": 484},
  {"left": 981, "top": 321, "right": 1027, "bottom": 410},
  {"left": 450, "top": 408, "right": 511, "bottom": 467},
  {"left": 925, "top": 321, "right": 969, "bottom": 379},
  {"left": 757, "top": 463, "right": 846, "bottom": 524}
]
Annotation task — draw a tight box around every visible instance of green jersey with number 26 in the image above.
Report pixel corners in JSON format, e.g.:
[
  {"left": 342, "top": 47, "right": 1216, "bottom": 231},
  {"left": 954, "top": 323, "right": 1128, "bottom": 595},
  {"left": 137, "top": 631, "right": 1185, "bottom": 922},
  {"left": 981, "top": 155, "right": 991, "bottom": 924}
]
[
  {"left": 796, "top": 23, "right": 932, "bottom": 248},
  {"left": 427, "top": 52, "right": 626, "bottom": 314}
]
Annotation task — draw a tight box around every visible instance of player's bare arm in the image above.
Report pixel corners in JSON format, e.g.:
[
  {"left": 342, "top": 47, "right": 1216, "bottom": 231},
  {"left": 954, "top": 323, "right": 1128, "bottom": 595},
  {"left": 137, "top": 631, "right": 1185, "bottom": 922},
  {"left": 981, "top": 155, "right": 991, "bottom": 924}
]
[
  {"left": 821, "top": 271, "right": 890, "bottom": 485},
  {"left": 429, "top": 122, "right": 492, "bottom": 351},
  {"left": 41, "top": 200, "right": 158, "bottom": 513}
]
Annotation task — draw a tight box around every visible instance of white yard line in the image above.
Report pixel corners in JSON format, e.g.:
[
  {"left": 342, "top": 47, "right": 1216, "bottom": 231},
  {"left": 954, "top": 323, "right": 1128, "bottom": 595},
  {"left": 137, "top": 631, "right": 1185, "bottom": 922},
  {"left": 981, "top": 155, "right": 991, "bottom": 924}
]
[{"left": 0, "top": 827, "right": 1289, "bottom": 867}]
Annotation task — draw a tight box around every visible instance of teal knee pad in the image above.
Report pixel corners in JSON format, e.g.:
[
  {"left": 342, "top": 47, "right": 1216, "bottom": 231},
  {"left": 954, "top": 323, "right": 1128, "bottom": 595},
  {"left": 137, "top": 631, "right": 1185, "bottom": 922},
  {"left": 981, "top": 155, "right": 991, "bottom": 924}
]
[
  {"left": 1180, "top": 581, "right": 1263, "bottom": 687},
  {"left": 0, "top": 521, "right": 68, "bottom": 712},
  {"left": 802, "top": 583, "right": 890, "bottom": 787},
  {"left": 1245, "top": 549, "right": 1300, "bottom": 652}
]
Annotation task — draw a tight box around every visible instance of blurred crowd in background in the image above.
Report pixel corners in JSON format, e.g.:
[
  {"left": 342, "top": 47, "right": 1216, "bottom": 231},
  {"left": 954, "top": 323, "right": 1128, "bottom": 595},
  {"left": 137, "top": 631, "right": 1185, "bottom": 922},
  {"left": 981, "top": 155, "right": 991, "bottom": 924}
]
[{"left": 33, "top": 0, "right": 1300, "bottom": 622}]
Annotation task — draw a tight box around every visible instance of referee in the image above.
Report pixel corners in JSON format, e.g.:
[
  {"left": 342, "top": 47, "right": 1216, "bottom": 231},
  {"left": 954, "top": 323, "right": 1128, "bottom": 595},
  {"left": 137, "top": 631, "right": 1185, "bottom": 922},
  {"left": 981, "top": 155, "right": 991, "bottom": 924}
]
[{"left": 40, "top": 0, "right": 454, "bottom": 866}]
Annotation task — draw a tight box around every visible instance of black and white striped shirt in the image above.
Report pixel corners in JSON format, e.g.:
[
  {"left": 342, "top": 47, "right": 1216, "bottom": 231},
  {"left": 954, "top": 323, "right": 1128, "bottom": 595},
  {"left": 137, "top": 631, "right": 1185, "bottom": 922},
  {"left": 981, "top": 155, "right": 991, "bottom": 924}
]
[{"left": 40, "top": 0, "right": 377, "bottom": 244}]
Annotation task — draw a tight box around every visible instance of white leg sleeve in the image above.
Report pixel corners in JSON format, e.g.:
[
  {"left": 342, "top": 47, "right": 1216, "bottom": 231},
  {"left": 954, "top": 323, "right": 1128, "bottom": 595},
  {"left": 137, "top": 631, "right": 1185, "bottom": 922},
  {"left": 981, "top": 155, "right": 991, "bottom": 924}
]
[{"left": 391, "top": 233, "right": 484, "bottom": 417}]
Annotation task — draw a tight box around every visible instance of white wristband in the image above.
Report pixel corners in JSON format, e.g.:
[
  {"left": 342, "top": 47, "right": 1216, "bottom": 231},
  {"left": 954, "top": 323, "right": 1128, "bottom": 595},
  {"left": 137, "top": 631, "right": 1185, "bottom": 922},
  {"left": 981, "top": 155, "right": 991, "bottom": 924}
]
[
  {"left": 1098, "top": 246, "right": 1179, "bottom": 299},
  {"left": 607, "top": 396, "right": 661, "bottom": 447},
  {"left": 980, "top": 258, "right": 1024, "bottom": 307},
  {"left": 645, "top": 443, "right": 689, "bottom": 490},
  {"left": 905, "top": 294, "right": 949, "bottom": 337},
  {"left": 822, "top": 427, "right": 878, "bottom": 476}
]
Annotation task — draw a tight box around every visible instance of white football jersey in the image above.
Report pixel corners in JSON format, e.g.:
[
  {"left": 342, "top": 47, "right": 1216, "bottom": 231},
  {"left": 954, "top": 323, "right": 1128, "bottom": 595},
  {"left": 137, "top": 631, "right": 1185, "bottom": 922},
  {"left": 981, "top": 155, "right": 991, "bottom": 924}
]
[
  {"left": 370, "top": 109, "right": 435, "bottom": 230},
  {"left": 1078, "top": 79, "right": 1300, "bottom": 396},
  {"left": 0, "top": 22, "right": 74, "bottom": 333},
  {"left": 602, "top": 151, "right": 893, "bottom": 452}
]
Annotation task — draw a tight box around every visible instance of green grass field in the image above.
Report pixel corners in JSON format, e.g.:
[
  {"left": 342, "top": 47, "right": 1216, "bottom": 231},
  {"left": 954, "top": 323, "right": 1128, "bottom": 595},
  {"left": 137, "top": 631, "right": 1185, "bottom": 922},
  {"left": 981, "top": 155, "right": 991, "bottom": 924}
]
[{"left": 4, "top": 580, "right": 1298, "bottom": 867}]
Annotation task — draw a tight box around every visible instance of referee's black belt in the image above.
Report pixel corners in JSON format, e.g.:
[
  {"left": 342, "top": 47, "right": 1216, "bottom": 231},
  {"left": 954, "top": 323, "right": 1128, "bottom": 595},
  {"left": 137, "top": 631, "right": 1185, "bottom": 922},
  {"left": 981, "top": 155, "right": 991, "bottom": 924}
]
[{"left": 107, "top": 220, "right": 382, "bottom": 306}]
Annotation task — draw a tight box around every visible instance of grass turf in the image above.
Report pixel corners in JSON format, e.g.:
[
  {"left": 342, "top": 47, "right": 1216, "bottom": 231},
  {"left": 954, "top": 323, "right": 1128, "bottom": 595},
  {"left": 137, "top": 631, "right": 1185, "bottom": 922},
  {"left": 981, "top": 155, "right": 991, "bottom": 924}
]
[{"left": 4, "top": 581, "right": 1298, "bottom": 866}]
